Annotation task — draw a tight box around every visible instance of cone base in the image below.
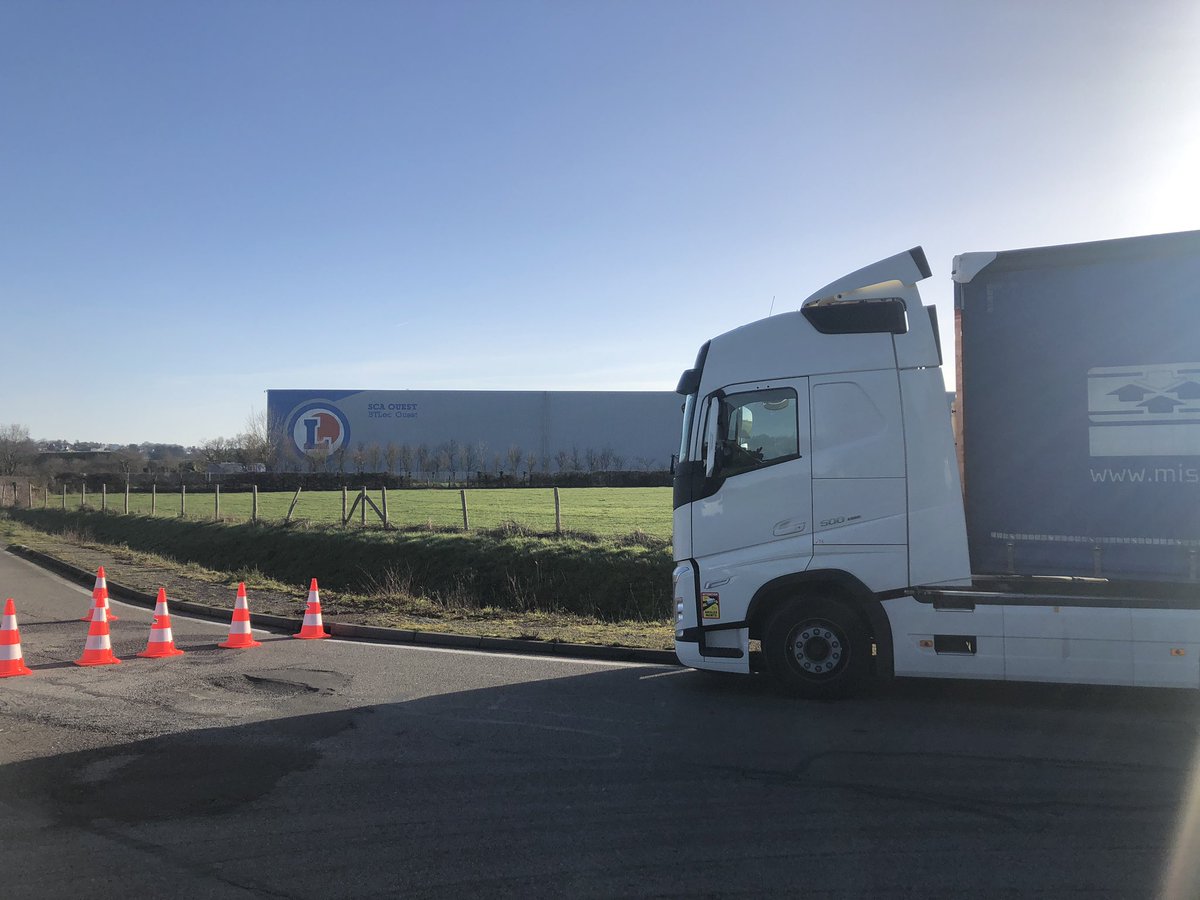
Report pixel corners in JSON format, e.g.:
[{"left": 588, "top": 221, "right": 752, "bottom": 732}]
[
  {"left": 293, "top": 631, "right": 329, "bottom": 640},
  {"left": 81, "top": 613, "right": 119, "bottom": 622},
  {"left": 0, "top": 663, "right": 33, "bottom": 677},
  {"left": 137, "top": 646, "right": 186, "bottom": 658},
  {"left": 218, "top": 638, "right": 262, "bottom": 649},
  {"left": 74, "top": 655, "right": 121, "bottom": 667}
]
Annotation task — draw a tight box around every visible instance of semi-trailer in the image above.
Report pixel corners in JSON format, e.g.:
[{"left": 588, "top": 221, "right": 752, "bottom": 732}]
[{"left": 672, "top": 230, "right": 1200, "bottom": 696}]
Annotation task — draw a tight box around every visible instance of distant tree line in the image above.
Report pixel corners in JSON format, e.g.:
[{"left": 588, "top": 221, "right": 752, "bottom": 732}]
[
  {"left": 258, "top": 438, "right": 662, "bottom": 481},
  {"left": 0, "top": 412, "right": 670, "bottom": 489}
]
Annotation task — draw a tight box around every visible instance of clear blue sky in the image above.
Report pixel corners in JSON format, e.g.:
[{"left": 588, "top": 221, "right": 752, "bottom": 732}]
[{"left": 3, "top": 0, "right": 1198, "bottom": 445}]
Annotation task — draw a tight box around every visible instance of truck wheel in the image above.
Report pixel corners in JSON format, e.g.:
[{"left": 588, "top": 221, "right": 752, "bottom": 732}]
[{"left": 764, "top": 597, "right": 870, "bottom": 698}]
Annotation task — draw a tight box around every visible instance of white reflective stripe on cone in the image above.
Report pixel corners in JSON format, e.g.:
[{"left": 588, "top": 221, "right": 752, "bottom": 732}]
[
  {"left": 1, "top": 615, "right": 16, "bottom": 630},
  {"left": 0, "top": 644, "right": 24, "bottom": 660},
  {"left": 229, "top": 620, "right": 252, "bottom": 634},
  {"left": 84, "top": 634, "right": 112, "bottom": 650},
  {"left": 303, "top": 614, "right": 322, "bottom": 625},
  {"left": 149, "top": 628, "right": 173, "bottom": 641}
]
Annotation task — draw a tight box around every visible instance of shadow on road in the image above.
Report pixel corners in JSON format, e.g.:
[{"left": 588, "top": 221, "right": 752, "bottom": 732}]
[{"left": 4, "top": 664, "right": 1200, "bottom": 898}]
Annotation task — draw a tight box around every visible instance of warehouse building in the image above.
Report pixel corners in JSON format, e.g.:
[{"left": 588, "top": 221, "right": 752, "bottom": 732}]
[{"left": 267, "top": 389, "right": 681, "bottom": 473}]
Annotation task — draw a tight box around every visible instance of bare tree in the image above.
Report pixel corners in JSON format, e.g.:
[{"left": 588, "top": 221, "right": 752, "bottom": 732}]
[
  {"left": 384, "top": 442, "right": 399, "bottom": 475},
  {"left": 366, "top": 442, "right": 382, "bottom": 473},
  {"left": 397, "top": 443, "right": 413, "bottom": 477},
  {"left": 553, "top": 449, "right": 571, "bottom": 473},
  {"left": 114, "top": 446, "right": 145, "bottom": 477},
  {"left": 240, "top": 408, "right": 287, "bottom": 470},
  {"left": 415, "top": 444, "right": 430, "bottom": 480},
  {"left": 524, "top": 451, "right": 538, "bottom": 476},
  {"left": 352, "top": 442, "right": 366, "bottom": 475},
  {"left": 585, "top": 448, "right": 599, "bottom": 472},
  {"left": 199, "top": 436, "right": 239, "bottom": 464},
  {"left": 307, "top": 445, "right": 330, "bottom": 473},
  {"left": 436, "top": 446, "right": 451, "bottom": 483},
  {"left": 461, "top": 441, "right": 478, "bottom": 479},
  {"left": 506, "top": 445, "right": 524, "bottom": 475},
  {"left": 0, "top": 424, "right": 35, "bottom": 475}
]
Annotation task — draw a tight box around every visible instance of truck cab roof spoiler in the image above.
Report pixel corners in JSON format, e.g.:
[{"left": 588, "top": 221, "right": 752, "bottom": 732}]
[{"left": 802, "top": 247, "right": 931, "bottom": 306}]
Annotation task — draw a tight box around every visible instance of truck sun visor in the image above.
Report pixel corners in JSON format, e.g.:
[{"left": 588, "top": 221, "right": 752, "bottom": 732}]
[{"left": 801, "top": 297, "right": 909, "bottom": 335}]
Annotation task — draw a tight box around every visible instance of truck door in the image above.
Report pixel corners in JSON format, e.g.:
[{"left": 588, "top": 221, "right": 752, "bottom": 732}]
[{"left": 691, "top": 379, "right": 813, "bottom": 618}]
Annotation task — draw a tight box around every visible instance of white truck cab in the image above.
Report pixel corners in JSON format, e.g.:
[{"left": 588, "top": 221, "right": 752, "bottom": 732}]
[{"left": 672, "top": 248, "right": 970, "bottom": 696}]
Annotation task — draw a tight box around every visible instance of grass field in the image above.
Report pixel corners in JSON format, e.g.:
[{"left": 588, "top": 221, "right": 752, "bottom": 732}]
[{"left": 49, "top": 486, "right": 674, "bottom": 539}]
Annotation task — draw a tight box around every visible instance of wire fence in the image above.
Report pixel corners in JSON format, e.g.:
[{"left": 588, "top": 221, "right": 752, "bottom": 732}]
[{"left": 1, "top": 482, "right": 673, "bottom": 540}]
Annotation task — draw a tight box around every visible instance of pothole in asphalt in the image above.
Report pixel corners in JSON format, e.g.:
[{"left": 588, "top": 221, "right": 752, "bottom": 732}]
[{"left": 207, "top": 669, "right": 351, "bottom": 697}]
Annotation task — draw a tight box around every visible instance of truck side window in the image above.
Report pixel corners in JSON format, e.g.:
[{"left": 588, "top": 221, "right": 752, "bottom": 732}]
[{"left": 717, "top": 388, "right": 800, "bottom": 477}]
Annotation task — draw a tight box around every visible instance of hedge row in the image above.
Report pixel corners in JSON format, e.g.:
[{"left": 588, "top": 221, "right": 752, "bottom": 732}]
[{"left": 9, "top": 508, "right": 673, "bottom": 622}]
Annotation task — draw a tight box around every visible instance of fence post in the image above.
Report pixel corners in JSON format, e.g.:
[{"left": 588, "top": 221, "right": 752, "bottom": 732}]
[
  {"left": 62, "top": 484, "right": 67, "bottom": 509},
  {"left": 81, "top": 481, "right": 86, "bottom": 509},
  {"left": 342, "top": 486, "right": 348, "bottom": 526},
  {"left": 152, "top": 483, "right": 157, "bottom": 515},
  {"left": 215, "top": 483, "right": 220, "bottom": 521},
  {"left": 285, "top": 486, "right": 302, "bottom": 523},
  {"left": 553, "top": 487, "right": 562, "bottom": 535},
  {"left": 44, "top": 486, "right": 48, "bottom": 508},
  {"left": 101, "top": 483, "right": 107, "bottom": 512},
  {"left": 361, "top": 487, "right": 366, "bottom": 526},
  {"left": 124, "top": 480, "right": 130, "bottom": 514},
  {"left": 180, "top": 483, "right": 186, "bottom": 518},
  {"left": 27, "top": 483, "right": 33, "bottom": 508},
  {"left": 252, "top": 484, "right": 259, "bottom": 523},
  {"left": 460, "top": 489, "right": 470, "bottom": 531},
  {"left": 381, "top": 486, "right": 389, "bottom": 529}
]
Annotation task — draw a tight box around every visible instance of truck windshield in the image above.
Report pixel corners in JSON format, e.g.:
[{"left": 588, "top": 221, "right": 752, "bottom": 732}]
[{"left": 678, "top": 393, "right": 697, "bottom": 462}]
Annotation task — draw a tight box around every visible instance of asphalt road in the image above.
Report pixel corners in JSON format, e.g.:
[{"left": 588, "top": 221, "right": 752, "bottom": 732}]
[{"left": 3, "top": 548, "right": 1200, "bottom": 898}]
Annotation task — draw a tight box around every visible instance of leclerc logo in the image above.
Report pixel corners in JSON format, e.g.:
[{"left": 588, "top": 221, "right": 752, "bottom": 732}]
[{"left": 288, "top": 403, "right": 352, "bottom": 457}]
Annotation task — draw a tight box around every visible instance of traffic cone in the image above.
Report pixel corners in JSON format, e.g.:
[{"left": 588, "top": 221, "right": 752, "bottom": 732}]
[
  {"left": 218, "top": 583, "right": 261, "bottom": 649},
  {"left": 293, "top": 578, "right": 329, "bottom": 640},
  {"left": 75, "top": 594, "right": 121, "bottom": 667},
  {"left": 1, "top": 599, "right": 33, "bottom": 678},
  {"left": 81, "top": 566, "right": 118, "bottom": 622},
  {"left": 136, "top": 588, "right": 185, "bottom": 659}
]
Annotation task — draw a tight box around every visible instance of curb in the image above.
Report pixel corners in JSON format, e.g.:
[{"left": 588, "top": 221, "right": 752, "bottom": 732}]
[{"left": 5, "top": 544, "right": 681, "bottom": 666}]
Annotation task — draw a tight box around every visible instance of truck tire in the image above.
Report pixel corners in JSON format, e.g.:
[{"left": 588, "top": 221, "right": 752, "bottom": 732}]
[{"left": 763, "top": 596, "right": 870, "bottom": 699}]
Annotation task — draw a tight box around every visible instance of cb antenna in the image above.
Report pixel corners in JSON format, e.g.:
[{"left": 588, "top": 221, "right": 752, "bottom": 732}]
[{"left": 768, "top": 295, "right": 776, "bottom": 316}]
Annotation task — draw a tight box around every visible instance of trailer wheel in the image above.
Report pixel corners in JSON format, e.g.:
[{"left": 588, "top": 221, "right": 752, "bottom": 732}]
[{"left": 764, "top": 596, "right": 870, "bottom": 699}]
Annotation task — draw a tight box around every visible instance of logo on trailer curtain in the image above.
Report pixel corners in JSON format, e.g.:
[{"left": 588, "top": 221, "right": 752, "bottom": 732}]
[
  {"left": 1088, "top": 363, "right": 1200, "bottom": 457},
  {"left": 287, "top": 403, "right": 352, "bottom": 457}
]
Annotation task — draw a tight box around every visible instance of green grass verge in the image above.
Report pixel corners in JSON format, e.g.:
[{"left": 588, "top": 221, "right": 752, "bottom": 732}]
[
  {"left": 51, "top": 486, "right": 674, "bottom": 538},
  {"left": 7, "top": 507, "right": 673, "bottom": 622},
  {"left": 0, "top": 515, "right": 674, "bottom": 649}
]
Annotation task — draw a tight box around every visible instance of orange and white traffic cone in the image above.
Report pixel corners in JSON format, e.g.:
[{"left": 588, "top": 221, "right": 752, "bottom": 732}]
[
  {"left": 75, "top": 594, "right": 121, "bottom": 667},
  {"left": 218, "top": 583, "right": 261, "bottom": 649},
  {"left": 1, "top": 598, "right": 34, "bottom": 678},
  {"left": 81, "top": 566, "right": 118, "bottom": 622},
  {"left": 137, "top": 588, "right": 185, "bottom": 659},
  {"left": 293, "top": 578, "right": 329, "bottom": 640}
]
